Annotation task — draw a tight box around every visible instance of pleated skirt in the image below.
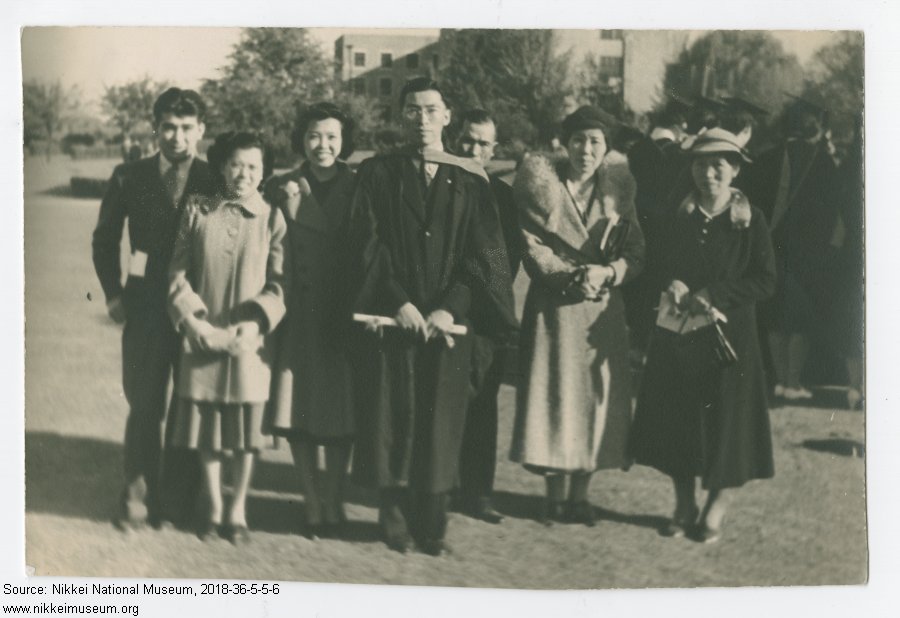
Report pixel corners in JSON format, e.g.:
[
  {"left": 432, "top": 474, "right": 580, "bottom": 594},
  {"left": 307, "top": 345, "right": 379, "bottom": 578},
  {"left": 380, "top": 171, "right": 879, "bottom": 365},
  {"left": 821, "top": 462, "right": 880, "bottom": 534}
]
[{"left": 169, "top": 398, "right": 266, "bottom": 453}]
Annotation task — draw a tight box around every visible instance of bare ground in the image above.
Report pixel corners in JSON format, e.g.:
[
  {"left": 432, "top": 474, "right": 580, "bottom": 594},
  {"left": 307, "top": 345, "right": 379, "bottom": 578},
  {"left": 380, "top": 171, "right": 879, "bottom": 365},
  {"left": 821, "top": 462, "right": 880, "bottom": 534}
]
[{"left": 23, "top": 156, "right": 866, "bottom": 589}]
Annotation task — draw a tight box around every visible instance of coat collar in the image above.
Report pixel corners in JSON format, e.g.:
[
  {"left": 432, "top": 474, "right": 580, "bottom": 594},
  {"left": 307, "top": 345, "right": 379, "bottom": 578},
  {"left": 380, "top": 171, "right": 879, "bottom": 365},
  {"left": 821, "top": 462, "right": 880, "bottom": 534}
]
[
  {"left": 677, "top": 187, "right": 752, "bottom": 230},
  {"left": 220, "top": 190, "right": 267, "bottom": 217}
]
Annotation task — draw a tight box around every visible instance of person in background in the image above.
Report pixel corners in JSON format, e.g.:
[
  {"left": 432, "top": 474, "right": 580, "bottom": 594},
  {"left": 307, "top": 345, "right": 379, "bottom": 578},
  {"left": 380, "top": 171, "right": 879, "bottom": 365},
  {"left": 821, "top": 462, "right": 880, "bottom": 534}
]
[
  {"left": 453, "top": 108, "right": 522, "bottom": 524},
  {"left": 510, "top": 106, "right": 645, "bottom": 526},
  {"left": 631, "top": 128, "right": 776, "bottom": 543},
  {"left": 719, "top": 96, "right": 769, "bottom": 153},
  {"left": 167, "top": 131, "right": 288, "bottom": 544},
  {"left": 747, "top": 98, "right": 840, "bottom": 401},
  {"left": 348, "top": 78, "right": 517, "bottom": 556},
  {"left": 265, "top": 103, "right": 358, "bottom": 538},
  {"left": 92, "top": 87, "right": 214, "bottom": 532},
  {"left": 622, "top": 97, "right": 692, "bottom": 358}
]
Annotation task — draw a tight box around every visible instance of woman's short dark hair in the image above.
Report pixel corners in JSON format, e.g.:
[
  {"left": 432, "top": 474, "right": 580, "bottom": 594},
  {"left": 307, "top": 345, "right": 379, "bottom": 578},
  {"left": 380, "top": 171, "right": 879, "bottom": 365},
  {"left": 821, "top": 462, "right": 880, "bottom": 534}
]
[
  {"left": 291, "top": 102, "right": 355, "bottom": 160},
  {"left": 206, "top": 131, "right": 274, "bottom": 191},
  {"left": 152, "top": 88, "right": 207, "bottom": 125},
  {"left": 692, "top": 150, "right": 744, "bottom": 169}
]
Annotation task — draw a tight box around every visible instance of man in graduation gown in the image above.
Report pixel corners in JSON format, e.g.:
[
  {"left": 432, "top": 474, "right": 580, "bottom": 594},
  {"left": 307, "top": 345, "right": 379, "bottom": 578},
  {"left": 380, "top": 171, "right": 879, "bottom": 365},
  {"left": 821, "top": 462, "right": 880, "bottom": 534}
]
[
  {"left": 92, "top": 88, "right": 214, "bottom": 531},
  {"left": 349, "top": 78, "right": 518, "bottom": 556}
]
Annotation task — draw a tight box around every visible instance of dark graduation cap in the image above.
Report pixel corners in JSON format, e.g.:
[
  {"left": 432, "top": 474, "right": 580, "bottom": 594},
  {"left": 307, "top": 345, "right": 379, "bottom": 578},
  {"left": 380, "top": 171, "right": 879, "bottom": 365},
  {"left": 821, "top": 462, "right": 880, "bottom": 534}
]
[{"left": 721, "top": 96, "right": 769, "bottom": 119}]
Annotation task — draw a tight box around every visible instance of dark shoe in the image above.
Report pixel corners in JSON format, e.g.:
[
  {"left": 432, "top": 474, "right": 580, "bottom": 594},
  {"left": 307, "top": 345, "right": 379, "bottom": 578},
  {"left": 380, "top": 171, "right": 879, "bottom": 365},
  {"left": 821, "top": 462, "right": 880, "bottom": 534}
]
[
  {"left": 661, "top": 507, "right": 699, "bottom": 538},
  {"left": 384, "top": 531, "right": 414, "bottom": 554},
  {"left": 696, "top": 514, "right": 725, "bottom": 544},
  {"left": 227, "top": 524, "right": 251, "bottom": 546},
  {"left": 465, "top": 497, "right": 504, "bottom": 524},
  {"left": 419, "top": 539, "right": 452, "bottom": 557},
  {"left": 568, "top": 501, "right": 597, "bottom": 527},
  {"left": 197, "top": 521, "right": 223, "bottom": 542},
  {"left": 539, "top": 501, "right": 568, "bottom": 526}
]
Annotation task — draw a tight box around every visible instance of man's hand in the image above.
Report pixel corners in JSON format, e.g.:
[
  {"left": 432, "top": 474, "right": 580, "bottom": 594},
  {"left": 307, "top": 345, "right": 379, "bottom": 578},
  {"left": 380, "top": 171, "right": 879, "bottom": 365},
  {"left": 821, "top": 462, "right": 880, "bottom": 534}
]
[
  {"left": 394, "top": 302, "right": 428, "bottom": 342},
  {"left": 426, "top": 309, "right": 455, "bottom": 337},
  {"left": 106, "top": 296, "right": 126, "bottom": 324},
  {"left": 686, "top": 289, "right": 712, "bottom": 316}
]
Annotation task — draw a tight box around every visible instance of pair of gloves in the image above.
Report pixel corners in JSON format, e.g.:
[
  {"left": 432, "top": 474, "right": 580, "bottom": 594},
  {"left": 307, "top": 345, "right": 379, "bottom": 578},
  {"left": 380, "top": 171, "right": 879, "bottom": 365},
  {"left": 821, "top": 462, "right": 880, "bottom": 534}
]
[{"left": 181, "top": 315, "right": 262, "bottom": 355}]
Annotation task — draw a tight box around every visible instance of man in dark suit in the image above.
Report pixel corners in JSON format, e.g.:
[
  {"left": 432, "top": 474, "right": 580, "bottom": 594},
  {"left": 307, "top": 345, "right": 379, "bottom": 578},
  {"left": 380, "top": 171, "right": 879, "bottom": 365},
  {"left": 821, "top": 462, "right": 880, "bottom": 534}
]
[
  {"left": 92, "top": 88, "right": 215, "bottom": 531},
  {"left": 349, "top": 79, "right": 518, "bottom": 556},
  {"left": 744, "top": 98, "right": 840, "bottom": 401},
  {"left": 452, "top": 109, "right": 520, "bottom": 524}
]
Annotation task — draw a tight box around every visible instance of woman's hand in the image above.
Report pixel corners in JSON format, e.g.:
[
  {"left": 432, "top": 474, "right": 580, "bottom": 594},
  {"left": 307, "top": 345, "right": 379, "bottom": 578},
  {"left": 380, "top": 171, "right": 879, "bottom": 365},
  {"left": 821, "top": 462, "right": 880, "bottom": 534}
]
[
  {"left": 183, "top": 315, "right": 233, "bottom": 353},
  {"left": 686, "top": 289, "right": 712, "bottom": 316},
  {"left": 227, "top": 320, "right": 262, "bottom": 355},
  {"left": 580, "top": 265, "right": 615, "bottom": 299},
  {"left": 667, "top": 280, "right": 691, "bottom": 311},
  {"left": 395, "top": 302, "right": 428, "bottom": 342}
]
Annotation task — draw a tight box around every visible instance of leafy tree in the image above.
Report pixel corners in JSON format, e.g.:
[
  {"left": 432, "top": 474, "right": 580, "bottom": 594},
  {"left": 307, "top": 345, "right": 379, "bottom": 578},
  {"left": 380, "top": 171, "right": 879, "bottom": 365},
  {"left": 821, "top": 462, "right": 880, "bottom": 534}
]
[
  {"left": 201, "top": 28, "right": 334, "bottom": 163},
  {"left": 23, "top": 79, "right": 78, "bottom": 158},
  {"left": 101, "top": 77, "right": 171, "bottom": 139},
  {"left": 438, "top": 29, "right": 572, "bottom": 147},
  {"left": 802, "top": 32, "right": 863, "bottom": 138},
  {"left": 663, "top": 31, "right": 803, "bottom": 119}
]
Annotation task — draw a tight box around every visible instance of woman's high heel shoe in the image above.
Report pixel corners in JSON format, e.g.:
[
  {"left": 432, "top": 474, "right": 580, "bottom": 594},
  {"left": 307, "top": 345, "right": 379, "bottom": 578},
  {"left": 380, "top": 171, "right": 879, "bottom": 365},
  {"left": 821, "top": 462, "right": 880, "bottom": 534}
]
[
  {"left": 539, "top": 500, "right": 568, "bottom": 526},
  {"left": 568, "top": 501, "right": 597, "bottom": 527},
  {"left": 661, "top": 507, "right": 699, "bottom": 538}
]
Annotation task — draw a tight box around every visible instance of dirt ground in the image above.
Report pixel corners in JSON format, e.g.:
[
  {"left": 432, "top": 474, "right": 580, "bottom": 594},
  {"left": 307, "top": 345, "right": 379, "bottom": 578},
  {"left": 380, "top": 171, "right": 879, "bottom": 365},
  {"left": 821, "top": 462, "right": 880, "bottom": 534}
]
[{"left": 22, "top": 156, "right": 866, "bottom": 589}]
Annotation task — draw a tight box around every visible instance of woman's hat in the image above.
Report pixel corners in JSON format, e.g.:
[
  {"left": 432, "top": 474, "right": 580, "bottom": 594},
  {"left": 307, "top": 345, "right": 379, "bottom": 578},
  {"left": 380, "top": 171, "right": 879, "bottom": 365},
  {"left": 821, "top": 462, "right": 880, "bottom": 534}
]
[
  {"left": 684, "top": 127, "right": 752, "bottom": 163},
  {"left": 562, "top": 105, "right": 616, "bottom": 135}
]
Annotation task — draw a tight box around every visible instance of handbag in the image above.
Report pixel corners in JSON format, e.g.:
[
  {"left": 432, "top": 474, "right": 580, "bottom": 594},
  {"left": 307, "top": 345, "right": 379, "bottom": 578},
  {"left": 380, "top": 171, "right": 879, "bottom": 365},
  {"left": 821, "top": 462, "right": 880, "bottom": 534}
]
[{"left": 664, "top": 315, "right": 738, "bottom": 381}]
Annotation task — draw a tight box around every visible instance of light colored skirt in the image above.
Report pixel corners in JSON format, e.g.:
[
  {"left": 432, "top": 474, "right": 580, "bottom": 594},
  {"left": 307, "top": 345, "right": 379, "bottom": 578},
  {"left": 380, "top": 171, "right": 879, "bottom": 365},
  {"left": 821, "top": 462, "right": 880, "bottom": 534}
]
[{"left": 169, "top": 399, "right": 266, "bottom": 453}]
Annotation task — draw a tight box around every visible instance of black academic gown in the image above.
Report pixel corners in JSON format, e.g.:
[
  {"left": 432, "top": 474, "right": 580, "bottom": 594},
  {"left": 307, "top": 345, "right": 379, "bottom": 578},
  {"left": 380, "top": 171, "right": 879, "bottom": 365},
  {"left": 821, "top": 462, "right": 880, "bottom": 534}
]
[{"left": 348, "top": 152, "right": 517, "bottom": 494}]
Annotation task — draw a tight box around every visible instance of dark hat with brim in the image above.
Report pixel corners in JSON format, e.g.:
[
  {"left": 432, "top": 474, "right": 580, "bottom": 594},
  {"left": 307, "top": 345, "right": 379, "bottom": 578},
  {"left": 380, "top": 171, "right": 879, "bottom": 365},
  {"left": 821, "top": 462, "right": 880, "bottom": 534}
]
[{"left": 684, "top": 127, "right": 752, "bottom": 163}]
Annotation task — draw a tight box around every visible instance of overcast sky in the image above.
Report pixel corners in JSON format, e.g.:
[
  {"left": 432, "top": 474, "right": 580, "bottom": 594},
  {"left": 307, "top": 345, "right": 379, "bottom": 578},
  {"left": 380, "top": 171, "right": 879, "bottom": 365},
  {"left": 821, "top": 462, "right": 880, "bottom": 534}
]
[{"left": 21, "top": 27, "right": 838, "bottom": 110}]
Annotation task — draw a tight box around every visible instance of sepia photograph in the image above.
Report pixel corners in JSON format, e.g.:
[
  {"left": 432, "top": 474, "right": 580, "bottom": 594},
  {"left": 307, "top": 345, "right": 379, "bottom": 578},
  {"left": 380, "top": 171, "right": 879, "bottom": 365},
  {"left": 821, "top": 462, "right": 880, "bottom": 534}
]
[{"left": 8, "top": 0, "right": 897, "bottom": 615}]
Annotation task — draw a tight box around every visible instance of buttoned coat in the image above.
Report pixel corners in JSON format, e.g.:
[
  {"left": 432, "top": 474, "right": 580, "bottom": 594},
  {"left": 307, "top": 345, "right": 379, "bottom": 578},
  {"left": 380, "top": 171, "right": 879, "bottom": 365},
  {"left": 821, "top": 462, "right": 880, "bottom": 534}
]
[
  {"left": 265, "top": 162, "right": 357, "bottom": 438},
  {"left": 510, "top": 155, "right": 645, "bottom": 472},
  {"left": 168, "top": 191, "right": 289, "bottom": 404}
]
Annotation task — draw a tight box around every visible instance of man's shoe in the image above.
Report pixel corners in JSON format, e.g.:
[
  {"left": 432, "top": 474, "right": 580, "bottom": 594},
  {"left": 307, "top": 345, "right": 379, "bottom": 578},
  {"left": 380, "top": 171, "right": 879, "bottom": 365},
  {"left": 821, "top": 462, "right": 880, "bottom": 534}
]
[
  {"left": 384, "top": 531, "right": 413, "bottom": 554},
  {"left": 467, "top": 497, "right": 504, "bottom": 524},
  {"left": 419, "top": 539, "right": 452, "bottom": 557}
]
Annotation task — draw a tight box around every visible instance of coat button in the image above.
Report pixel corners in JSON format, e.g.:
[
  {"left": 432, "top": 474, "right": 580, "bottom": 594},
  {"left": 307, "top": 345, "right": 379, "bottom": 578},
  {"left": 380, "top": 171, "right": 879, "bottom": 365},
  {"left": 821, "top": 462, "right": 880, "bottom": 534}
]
[
  {"left": 425, "top": 231, "right": 432, "bottom": 238},
  {"left": 228, "top": 228, "right": 237, "bottom": 237}
]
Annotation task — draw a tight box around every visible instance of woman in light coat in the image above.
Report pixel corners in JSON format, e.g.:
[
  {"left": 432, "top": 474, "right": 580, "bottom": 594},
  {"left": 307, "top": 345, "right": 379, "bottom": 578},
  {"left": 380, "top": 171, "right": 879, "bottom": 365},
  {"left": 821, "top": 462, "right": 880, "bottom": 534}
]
[
  {"left": 168, "top": 131, "right": 288, "bottom": 544},
  {"left": 510, "top": 106, "right": 645, "bottom": 525}
]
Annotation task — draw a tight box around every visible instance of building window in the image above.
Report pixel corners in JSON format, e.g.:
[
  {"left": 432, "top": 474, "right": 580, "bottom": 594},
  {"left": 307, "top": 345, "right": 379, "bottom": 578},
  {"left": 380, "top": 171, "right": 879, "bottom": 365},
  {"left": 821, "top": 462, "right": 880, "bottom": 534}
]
[
  {"left": 600, "top": 30, "right": 623, "bottom": 40},
  {"left": 432, "top": 54, "right": 439, "bottom": 70},
  {"left": 354, "top": 52, "right": 366, "bottom": 67},
  {"left": 379, "top": 78, "right": 393, "bottom": 97},
  {"left": 599, "top": 56, "right": 624, "bottom": 77},
  {"left": 380, "top": 105, "right": 392, "bottom": 122},
  {"left": 406, "top": 53, "right": 420, "bottom": 69},
  {"left": 381, "top": 53, "right": 393, "bottom": 68},
  {"left": 352, "top": 80, "right": 366, "bottom": 96}
]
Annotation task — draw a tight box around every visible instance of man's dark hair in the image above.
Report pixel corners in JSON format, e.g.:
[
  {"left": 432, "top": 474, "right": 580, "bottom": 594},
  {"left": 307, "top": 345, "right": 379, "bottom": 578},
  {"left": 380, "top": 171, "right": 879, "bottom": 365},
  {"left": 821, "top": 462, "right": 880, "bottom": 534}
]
[
  {"left": 152, "top": 87, "right": 207, "bottom": 125},
  {"left": 460, "top": 108, "right": 494, "bottom": 126},
  {"left": 206, "top": 131, "right": 273, "bottom": 191},
  {"left": 291, "top": 101, "right": 356, "bottom": 159},
  {"left": 719, "top": 109, "right": 756, "bottom": 135},
  {"left": 399, "top": 77, "right": 447, "bottom": 108}
]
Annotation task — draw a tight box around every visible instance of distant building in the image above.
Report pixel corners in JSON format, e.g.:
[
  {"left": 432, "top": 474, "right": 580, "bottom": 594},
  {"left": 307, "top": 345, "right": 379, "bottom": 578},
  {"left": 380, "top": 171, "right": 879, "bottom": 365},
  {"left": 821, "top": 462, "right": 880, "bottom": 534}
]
[
  {"left": 555, "top": 29, "right": 690, "bottom": 115},
  {"left": 334, "top": 33, "right": 440, "bottom": 121}
]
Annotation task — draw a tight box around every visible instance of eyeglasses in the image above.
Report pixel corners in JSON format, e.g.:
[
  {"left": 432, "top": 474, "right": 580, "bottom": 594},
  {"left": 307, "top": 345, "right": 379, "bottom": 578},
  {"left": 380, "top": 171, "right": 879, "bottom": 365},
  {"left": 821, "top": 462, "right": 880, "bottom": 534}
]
[{"left": 402, "top": 106, "right": 446, "bottom": 121}]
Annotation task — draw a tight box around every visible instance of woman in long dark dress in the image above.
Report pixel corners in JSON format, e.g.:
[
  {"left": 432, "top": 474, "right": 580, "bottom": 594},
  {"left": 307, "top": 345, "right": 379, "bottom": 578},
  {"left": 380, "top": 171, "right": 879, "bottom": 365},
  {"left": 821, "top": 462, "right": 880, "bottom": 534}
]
[
  {"left": 265, "top": 103, "right": 357, "bottom": 537},
  {"left": 631, "top": 128, "right": 777, "bottom": 543}
]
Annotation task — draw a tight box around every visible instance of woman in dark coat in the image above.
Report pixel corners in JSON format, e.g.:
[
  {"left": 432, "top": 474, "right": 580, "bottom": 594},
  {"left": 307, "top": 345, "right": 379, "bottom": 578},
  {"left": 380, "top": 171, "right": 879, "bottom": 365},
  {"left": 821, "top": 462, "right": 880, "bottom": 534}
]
[
  {"left": 265, "top": 103, "right": 357, "bottom": 536},
  {"left": 631, "top": 128, "right": 777, "bottom": 543}
]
